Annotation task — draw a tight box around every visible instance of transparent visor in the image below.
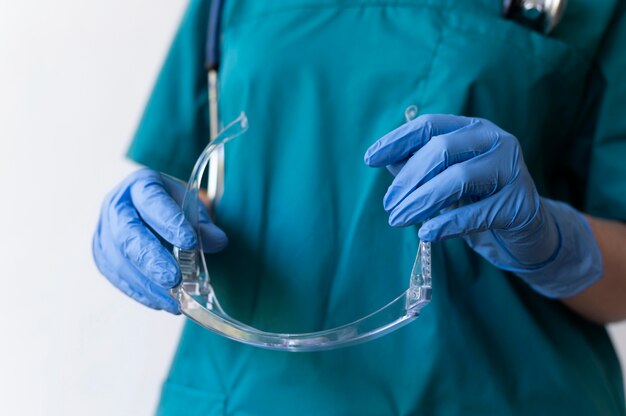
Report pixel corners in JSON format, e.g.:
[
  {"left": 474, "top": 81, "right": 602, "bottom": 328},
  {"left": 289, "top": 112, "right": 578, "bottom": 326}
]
[{"left": 170, "top": 112, "right": 432, "bottom": 352}]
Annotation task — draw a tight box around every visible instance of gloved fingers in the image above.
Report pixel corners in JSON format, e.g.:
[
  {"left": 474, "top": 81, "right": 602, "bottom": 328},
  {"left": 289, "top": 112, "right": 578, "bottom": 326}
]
[
  {"left": 140, "top": 171, "right": 229, "bottom": 253},
  {"left": 129, "top": 169, "right": 197, "bottom": 250},
  {"left": 108, "top": 197, "right": 180, "bottom": 288},
  {"left": 364, "top": 114, "right": 472, "bottom": 167},
  {"left": 387, "top": 156, "right": 500, "bottom": 227},
  {"left": 120, "top": 267, "right": 180, "bottom": 314},
  {"left": 95, "top": 258, "right": 161, "bottom": 310},
  {"left": 117, "top": 278, "right": 180, "bottom": 314},
  {"left": 386, "top": 162, "right": 404, "bottom": 177},
  {"left": 384, "top": 119, "right": 496, "bottom": 211},
  {"left": 108, "top": 266, "right": 179, "bottom": 314},
  {"left": 198, "top": 221, "right": 229, "bottom": 253},
  {"left": 417, "top": 195, "right": 503, "bottom": 242},
  {"left": 159, "top": 173, "right": 187, "bottom": 205},
  {"left": 92, "top": 228, "right": 180, "bottom": 313}
]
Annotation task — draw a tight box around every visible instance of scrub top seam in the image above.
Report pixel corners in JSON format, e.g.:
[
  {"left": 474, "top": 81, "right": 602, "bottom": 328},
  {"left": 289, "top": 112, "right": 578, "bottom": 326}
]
[
  {"left": 412, "top": 8, "right": 444, "bottom": 113},
  {"left": 224, "top": 2, "right": 496, "bottom": 31},
  {"left": 446, "top": 21, "right": 588, "bottom": 69},
  {"left": 221, "top": 1, "right": 590, "bottom": 68}
]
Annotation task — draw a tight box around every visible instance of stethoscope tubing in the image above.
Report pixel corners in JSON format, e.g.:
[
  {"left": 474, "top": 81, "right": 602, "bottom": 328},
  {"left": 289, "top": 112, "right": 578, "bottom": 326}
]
[{"left": 206, "top": 0, "right": 224, "bottom": 70}]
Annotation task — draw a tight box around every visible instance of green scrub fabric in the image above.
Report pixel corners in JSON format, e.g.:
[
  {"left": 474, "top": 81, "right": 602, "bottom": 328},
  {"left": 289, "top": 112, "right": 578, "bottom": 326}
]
[{"left": 128, "top": 1, "right": 626, "bottom": 414}]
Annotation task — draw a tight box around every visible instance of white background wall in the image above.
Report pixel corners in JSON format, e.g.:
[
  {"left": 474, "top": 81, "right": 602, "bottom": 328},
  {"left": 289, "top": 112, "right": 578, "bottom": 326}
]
[
  {"left": 0, "top": 1, "right": 625, "bottom": 415},
  {"left": 0, "top": 1, "right": 185, "bottom": 415}
]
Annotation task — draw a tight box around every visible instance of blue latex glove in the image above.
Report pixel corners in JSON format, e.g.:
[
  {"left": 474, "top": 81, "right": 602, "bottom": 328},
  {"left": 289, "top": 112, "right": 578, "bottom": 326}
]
[
  {"left": 364, "top": 114, "right": 602, "bottom": 298},
  {"left": 92, "top": 169, "right": 228, "bottom": 313}
]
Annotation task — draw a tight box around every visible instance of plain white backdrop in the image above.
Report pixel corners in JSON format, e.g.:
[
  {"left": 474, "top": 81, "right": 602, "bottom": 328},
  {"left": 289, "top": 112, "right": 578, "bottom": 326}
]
[{"left": 0, "top": 1, "right": 625, "bottom": 415}]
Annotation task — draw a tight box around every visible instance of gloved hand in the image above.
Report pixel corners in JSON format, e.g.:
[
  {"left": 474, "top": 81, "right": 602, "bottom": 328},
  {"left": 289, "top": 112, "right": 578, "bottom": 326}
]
[
  {"left": 92, "top": 168, "right": 228, "bottom": 313},
  {"left": 364, "top": 114, "right": 602, "bottom": 298}
]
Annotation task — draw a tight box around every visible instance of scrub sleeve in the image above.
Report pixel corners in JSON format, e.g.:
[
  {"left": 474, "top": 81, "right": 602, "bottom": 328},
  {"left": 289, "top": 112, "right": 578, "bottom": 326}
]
[
  {"left": 127, "top": 0, "right": 210, "bottom": 181},
  {"left": 586, "top": 2, "right": 626, "bottom": 221}
]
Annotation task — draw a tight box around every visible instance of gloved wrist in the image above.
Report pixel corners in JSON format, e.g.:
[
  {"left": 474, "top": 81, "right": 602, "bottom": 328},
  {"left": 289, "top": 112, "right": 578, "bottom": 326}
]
[
  {"left": 363, "top": 114, "right": 604, "bottom": 299},
  {"left": 510, "top": 198, "right": 603, "bottom": 299},
  {"left": 496, "top": 200, "right": 561, "bottom": 268}
]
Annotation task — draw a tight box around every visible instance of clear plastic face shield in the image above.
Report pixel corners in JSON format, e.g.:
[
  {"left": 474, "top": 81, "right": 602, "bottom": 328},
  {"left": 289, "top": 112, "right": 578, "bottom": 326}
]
[{"left": 169, "top": 112, "right": 433, "bottom": 352}]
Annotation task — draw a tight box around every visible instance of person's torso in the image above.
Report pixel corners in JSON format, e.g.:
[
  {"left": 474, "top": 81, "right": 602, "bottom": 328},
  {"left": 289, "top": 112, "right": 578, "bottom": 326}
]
[{"left": 159, "top": 1, "right": 625, "bottom": 414}]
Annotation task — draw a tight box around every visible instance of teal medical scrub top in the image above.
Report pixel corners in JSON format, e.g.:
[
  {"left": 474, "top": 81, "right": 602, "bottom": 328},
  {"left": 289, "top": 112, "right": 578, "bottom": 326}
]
[{"left": 128, "top": 1, "right": 626, "bottom": 414}]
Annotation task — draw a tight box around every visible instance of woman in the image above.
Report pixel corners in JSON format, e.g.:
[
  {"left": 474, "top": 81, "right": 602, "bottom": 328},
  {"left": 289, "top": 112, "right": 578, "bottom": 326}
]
[{"left": 93, "top": 0, "right": 626, "bottom": 414}]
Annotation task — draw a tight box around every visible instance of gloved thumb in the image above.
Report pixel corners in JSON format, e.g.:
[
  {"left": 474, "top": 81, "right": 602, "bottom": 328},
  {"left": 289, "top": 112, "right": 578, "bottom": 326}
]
[
  {"left": 198, "top": 218, "right": 228, "bottom": 253},
  {"left": 161, "top": 173, "right": 228, "bottom": 253}
]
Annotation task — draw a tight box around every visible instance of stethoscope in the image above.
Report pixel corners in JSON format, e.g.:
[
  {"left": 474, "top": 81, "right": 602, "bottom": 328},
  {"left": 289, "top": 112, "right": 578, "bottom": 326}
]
[
  {"left": 205, "top": 0, "right": 226, "bottom": 212},
  {"left": 203, "top": 0, "right": 566, "bottom": 208},
  {"left": 503, "top": 0, "right": 568, "bottom": 34}
]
